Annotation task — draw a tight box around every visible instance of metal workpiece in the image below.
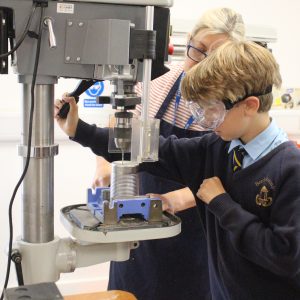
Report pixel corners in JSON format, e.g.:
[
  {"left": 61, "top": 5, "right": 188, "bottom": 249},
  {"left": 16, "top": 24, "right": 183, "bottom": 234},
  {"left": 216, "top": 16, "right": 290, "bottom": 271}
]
[
  {"left": 110, "top": 161, "right": 139, "bottom": 200},
  {"left": 20, "top": 83, "right": 56, "bottom": 243}
]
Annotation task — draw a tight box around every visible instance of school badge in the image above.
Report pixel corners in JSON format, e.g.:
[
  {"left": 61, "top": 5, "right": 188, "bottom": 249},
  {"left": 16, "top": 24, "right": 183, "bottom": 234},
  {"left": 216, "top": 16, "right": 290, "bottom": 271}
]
[{"left": 255, "top": 185, "right": 273, "bottom": 207}]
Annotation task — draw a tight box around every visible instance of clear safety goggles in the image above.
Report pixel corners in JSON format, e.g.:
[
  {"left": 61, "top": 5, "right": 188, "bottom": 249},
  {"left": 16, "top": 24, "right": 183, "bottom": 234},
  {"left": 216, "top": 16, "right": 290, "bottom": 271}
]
[
  {"left": 186, "top": 100, "right": 227, "bottom": 130},
  {"left": 186, "top": 86, "right": 273, "bottom": 130}
]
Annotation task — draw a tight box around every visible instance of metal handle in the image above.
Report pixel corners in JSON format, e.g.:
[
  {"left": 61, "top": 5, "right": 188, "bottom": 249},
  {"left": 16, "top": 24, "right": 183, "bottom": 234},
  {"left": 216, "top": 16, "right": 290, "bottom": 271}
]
[{"left": 44, "top": 17, "right": 57, "bottom": 48}]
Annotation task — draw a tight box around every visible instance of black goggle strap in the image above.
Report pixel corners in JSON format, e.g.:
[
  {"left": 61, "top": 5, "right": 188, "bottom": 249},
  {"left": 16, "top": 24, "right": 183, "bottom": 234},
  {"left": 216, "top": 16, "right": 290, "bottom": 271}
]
[{"left": 223, "top": 85, "right": 273, "bottom": 110}]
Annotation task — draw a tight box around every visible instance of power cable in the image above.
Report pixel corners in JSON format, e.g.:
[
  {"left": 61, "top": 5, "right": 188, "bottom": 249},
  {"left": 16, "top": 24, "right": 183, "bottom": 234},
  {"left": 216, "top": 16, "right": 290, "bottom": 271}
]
[{"left": 0, "top": 4, "right": 36, "bottom": 59}]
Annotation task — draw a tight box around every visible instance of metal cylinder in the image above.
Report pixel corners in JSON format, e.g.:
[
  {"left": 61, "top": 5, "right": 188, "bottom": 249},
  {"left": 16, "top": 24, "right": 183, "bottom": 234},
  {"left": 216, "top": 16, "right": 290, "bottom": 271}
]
[
  {"left": 110, "top": 161, "right": 139, "bottom": 200},
  {"left": 139, "top": 6, "right": 154, "bottom": 163},
  {"left": 20, "top": 83, "right": 56, "bottom": 243},
  {"left": 141, "top": 6, "right": 154, "bottom": 122}
]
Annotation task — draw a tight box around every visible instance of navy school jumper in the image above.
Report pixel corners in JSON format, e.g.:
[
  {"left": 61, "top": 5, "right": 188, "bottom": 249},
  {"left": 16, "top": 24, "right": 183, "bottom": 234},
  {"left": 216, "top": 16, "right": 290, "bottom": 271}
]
[{"left": 72, "top": 123, "right": 300, "bottom": 300}]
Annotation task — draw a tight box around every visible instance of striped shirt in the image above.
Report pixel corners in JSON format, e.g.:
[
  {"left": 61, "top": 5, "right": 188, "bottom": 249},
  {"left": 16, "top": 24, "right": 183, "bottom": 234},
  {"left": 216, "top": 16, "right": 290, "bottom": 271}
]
[{"left": 134, "top": 63, "right": 206, "bottom": 131}]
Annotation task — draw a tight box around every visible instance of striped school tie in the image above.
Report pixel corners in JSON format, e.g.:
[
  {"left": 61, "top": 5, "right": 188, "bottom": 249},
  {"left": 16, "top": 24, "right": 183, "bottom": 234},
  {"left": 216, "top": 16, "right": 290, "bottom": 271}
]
[{"left": 232, "top": 147, "right": 246, "bottom": 172}]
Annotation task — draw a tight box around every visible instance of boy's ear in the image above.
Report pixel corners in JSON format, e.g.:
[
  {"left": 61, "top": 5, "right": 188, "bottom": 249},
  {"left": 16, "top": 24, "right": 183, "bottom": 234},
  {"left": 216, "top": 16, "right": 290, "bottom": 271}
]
[{"left": 244, "top": 96, "right": 260, "bottom": 115}]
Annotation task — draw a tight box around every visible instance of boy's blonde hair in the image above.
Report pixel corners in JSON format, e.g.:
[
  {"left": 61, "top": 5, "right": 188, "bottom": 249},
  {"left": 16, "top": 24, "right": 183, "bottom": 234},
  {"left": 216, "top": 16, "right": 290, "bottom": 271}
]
[
  {"left": 181, "top": 40, "right": 282, "bottom": 112},
  {"left": 191, "top": 8, "right": 245, "bottom": 41}
]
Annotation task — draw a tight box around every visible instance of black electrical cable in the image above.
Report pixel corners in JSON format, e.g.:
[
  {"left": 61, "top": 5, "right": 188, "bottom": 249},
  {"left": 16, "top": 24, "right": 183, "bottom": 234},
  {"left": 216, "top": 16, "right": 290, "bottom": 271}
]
[
  {"left": 0, "top": 6, "right": 45, "bottom": 300},
  {"left": 0, "top": 4, "right": 36, "bottom": 59}
]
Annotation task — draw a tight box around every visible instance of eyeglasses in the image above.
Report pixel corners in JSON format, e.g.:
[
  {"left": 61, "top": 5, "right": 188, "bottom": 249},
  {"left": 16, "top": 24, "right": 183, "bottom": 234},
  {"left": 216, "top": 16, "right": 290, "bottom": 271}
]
[{"left": 186, "top": 42, "right": 208, "bottom": 63}]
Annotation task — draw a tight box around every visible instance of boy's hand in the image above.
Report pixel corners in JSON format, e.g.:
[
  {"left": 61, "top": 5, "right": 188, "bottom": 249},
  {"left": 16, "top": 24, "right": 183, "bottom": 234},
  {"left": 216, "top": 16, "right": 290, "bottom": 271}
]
[
  {"left": 92, "top": 156, "right": 112, "bottom": 189},
  {"left": 54, "top": 93, "right": 79, "bottom": 137},
  {"left": 197, "top": 177, "right": 226, "bottom": 204}
]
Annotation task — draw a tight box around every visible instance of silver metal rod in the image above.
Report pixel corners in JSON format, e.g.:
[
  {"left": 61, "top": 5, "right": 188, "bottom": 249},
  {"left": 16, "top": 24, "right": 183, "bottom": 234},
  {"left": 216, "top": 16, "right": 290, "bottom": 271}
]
[
  {"left": 140, "top": 6, "right": 154, "bottom": 123},
  {"left": 20, "top": 83, "right": 56, "bottom": 243},
  {"left": 138, "top": 6, "right": 154, "bottom": 162}
]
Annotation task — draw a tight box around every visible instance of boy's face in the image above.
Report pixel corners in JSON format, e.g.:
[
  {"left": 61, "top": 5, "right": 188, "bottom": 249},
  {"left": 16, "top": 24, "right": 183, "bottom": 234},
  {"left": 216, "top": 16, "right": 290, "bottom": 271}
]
[
  {"left": 214, "top": 97, "right": 261, "bottom": 143},
  {"left": 214, "top": 102, "right": 247, "bottom": 141},
  {"left": 187, "top": 95, "right": 265, "bottom": 143}
]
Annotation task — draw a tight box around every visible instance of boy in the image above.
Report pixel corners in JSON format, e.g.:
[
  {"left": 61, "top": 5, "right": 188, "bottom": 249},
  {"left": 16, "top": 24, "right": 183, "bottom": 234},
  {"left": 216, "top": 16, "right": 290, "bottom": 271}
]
[
  {"left": 141, "top": 40, "right": 300, "bottom": 299},
  {"left": 56, "top": 40, "right": 300, "bottom": 299}
]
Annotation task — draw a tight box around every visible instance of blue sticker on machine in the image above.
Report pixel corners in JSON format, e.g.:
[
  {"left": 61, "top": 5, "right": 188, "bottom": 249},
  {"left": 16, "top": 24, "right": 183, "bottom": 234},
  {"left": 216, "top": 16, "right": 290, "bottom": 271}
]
[{"left": 83, "top": 81, "right": 105, "bottom": 108}]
